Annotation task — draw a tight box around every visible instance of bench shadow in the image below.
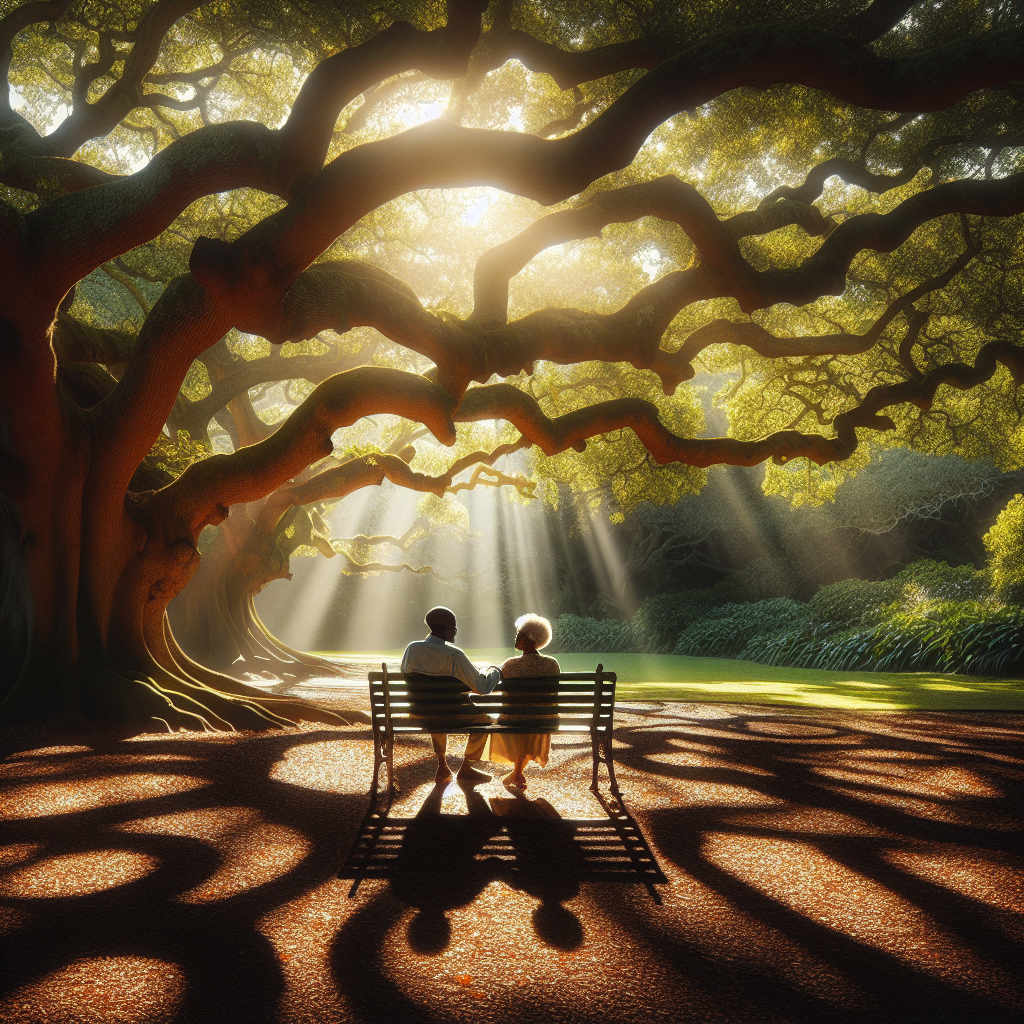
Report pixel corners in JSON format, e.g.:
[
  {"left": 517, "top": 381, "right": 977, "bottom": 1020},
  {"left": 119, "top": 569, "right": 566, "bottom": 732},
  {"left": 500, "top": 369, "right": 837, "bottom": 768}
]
[{"left": 338, "top": 782, "right": 666, "bottom": 952}]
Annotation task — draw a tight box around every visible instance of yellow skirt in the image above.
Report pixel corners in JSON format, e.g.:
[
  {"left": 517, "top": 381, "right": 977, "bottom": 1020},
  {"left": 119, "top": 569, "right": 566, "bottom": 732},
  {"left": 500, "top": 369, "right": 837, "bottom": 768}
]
[{"left": 484, "top": 730, "right": 551, "bottom": 767}]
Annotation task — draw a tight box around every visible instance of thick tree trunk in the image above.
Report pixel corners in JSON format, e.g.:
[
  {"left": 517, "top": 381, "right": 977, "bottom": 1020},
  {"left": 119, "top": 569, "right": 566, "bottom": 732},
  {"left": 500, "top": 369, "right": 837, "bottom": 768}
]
[
  {"left": 0, "top": 493, "right": 30, "bottom": 701},
  {"left": 168, "top": 508, "right": 345, "bottom": 684},
  {"left": 0, "top": 326, "right": 344, "bottom": 730}
]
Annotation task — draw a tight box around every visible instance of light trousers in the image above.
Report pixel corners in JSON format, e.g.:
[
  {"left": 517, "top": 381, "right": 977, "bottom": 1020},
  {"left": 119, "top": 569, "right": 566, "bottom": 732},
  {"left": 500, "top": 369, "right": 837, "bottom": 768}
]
[{"left": 430, "top": 732, "right": 487, "bottom": 760}]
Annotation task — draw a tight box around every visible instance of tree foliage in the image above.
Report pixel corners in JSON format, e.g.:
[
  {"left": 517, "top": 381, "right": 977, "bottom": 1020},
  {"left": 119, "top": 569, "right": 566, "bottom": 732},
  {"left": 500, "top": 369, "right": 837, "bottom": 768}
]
[
  {"left": 1, "top": 0, "right": 1022, "bottom": 728},
  {"left": 985, "top": 491, "right": 1024, "bottom": 602}
]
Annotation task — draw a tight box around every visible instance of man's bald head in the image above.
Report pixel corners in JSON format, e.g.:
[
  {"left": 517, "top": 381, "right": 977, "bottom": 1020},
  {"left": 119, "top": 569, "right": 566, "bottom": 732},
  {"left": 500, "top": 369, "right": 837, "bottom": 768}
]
[{"left": 425, "top": 606, "right": 457, "bottom": 639}]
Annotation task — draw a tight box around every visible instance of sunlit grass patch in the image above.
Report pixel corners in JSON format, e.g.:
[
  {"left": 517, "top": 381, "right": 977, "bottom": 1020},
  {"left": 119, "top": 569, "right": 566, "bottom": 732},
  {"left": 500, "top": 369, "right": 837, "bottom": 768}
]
[{"left": 319, "top": 649, "right": 1024, "bottom": 711}]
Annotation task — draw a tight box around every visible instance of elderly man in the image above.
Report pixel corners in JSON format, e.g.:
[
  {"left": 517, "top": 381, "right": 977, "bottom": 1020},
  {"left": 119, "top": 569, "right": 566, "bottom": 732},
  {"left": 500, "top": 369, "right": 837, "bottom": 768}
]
[{"left": 401, "top": 606, "right": 502, "bottom": 785}]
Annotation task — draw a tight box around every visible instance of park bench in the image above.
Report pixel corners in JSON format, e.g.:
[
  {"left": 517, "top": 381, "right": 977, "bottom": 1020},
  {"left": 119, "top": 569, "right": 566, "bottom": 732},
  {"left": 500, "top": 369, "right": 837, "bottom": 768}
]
[{"left": 367, "top": 663, "right": 619, "bottom": 801}]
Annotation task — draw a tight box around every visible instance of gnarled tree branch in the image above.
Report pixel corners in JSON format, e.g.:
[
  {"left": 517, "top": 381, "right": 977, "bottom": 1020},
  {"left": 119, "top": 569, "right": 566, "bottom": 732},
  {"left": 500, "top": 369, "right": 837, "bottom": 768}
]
[
  {"left": 188, "top": 21, "right": 1024, "bottom": 339},
  {"left": 90, "top": 274, "right": 232, "bottom": 503},
  {"left": 14, "top": 20, "right": 1020, "bottom": 323},
  {"left": 38, "top": 1, "right": 205, "bottom": 157},
  {"left": 455, "top": 338, "right": 1024, "bottom": 468},
  {"left": 249, "top": 174, "right": 1021, "bottom": 400},
  {"left": 674, "top": 243, "right": 978, "bottom": 370},
  {"left": 0, "top": 1, "right": 74, "bottom": 110},
  {"left": 164, "top": 336, "right": 1024, "bottom": 552},
  {"left": 459, "top": 27, "right": 668, "bottom": 94},
  {"left": 171, "top": 340, "right": 380, "bottom": 442},
  {"left": 263, "top": 439, "right": 531, "bottom": 530},
  {"left": 154, "top": 367, "right": 457, "bottom": 535},
  {"left": 838, "top": 0, "right": 919, "bottom": 44},
  {"left": 274, "top": 0, "right": 489, "bottom": 194},
  {"left": 471, "top": 174, "right": 833, "bottom": 325}
]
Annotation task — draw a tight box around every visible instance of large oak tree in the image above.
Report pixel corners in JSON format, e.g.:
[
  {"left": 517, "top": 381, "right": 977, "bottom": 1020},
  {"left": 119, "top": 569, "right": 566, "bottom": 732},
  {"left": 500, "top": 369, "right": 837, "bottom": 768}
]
[{"left": 1, "top": 0, "right": 1021, "bottom": 730}]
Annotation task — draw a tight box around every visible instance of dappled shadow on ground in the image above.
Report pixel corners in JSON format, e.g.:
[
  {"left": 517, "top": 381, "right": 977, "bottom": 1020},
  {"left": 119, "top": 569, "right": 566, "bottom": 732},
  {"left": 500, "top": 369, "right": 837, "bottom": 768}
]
[
  {"left": 602, "top": 703, "right": 1024, "bottom": 1024},
  {"left": 0, "top": 703, "right": 1021, "bottom": 1023},
  {"left": 0, "top": 725, "right": 368, "bottom": 1023}
]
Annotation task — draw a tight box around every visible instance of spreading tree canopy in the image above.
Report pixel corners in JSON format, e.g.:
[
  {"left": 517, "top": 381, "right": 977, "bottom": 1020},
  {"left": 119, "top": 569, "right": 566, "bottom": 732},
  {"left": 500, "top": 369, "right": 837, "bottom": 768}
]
[{"left": 1, "top": 0, "right": 1021, "bottom": 730}]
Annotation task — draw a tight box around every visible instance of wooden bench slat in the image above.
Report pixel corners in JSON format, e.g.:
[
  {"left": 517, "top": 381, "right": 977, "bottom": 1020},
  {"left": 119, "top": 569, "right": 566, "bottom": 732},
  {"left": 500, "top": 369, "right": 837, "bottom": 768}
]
[
  {"left": 372, "top": 696, "right": 614, "bottom": 706},
  {"left": 372, "top": 695, "right": 613, "bottom": 705},
  {"left": 370, "top": 692, "right": 614, "bottom": 700},
  {"left": 369, "top": 689, "right": 614, "bottom": 698},
  {"left": 387, "top": 717, "right": 592, "bottom": 724},
  {"left": 377, "top": 714, "right": 613, "bottom": 725},
  {"left": 369, "top": 672, "right": 616, "bottom": 683},
  {"left": 377, "top": 695, "right": 608, "bottom": 706},
  {"left": 397, "top": 688, "right": 611, "bottom": 697},
  {"left": 387, "top": 711, "right": 606, "bottom": 721},
  {"left": 371, "top": 677, "right": 614, "bottom": 684},
  {"left": 389, "top": 722, "right": 599, "bottom": 733},
  {"left": 372, "top": 681, "right": 611, "bottom": 690}
]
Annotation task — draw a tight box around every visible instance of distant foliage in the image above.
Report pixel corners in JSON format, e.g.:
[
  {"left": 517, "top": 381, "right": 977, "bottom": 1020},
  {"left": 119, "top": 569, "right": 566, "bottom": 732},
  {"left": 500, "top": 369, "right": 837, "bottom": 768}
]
[
  {"left": 745, "top": 603, "right": 1023, "bottom": 677},
  {"left": 823, "top": 450, "right": 1000, "bottom": 533},
  {"left": 741, "top": 624, "right": 867, "bottom": 672},
  {"left": 742, "top": 559, "right": 1015, "bottom": 676},
  {"left": 149, "top": 430, "right": 211, "bottom": 480},
  {"left": 892, "top": 558, "right": 989, "bottom": 603},
  {"left": 629, "top": 582, "right": 741, "bottom": 653},
  {"left": 552, "top": 558, "right": 1019, "bottom": 678},
  {"left": 672, "top": 617, "right": 745, "bottom": 658},
  {"left": 869, "top": 602, "right": 1023, "bottom": 675},
  {"left": 550, "top": 614, "right": 635, "bottom": 654},
  {"left": 810, "top": 559, "right": 987, "bottom": 628},
  {"left": 809, "top": 577, "right": 900, "bottom": 628},
  {"left": 673, "top": 599, "right": 811, "bottom": 657},
  {"left": 985, "top": 494, "right": 1024, "bottom": 603}
]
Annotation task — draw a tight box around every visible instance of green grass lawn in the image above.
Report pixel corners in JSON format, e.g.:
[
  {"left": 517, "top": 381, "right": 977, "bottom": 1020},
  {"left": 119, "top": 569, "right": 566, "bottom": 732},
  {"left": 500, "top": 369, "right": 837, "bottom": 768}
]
[{"left": 321, "top": 649, "right": 1024, "bottom": 711}]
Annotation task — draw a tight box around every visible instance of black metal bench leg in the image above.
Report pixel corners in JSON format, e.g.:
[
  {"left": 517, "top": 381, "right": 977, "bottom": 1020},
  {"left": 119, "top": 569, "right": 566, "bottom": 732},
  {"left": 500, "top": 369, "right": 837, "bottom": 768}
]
[
  {"left": 370, "top": 727, "right": 383, "bottom": 798},
  {"left": 589, "top": 728, "right": 620, "bottom": 796},
  {"left": 369, "top": 726, "right": 397, "bottom": 807},
  {"left": 603, "top": 729, "right": 621, "bottom": 796},
  {"left": 384, "top": 731, "right": 395, "bottom": 799}
]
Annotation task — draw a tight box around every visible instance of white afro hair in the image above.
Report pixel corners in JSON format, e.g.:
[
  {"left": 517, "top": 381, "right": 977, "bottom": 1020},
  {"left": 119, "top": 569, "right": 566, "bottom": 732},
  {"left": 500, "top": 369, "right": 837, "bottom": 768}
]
[{"left": 514, "top": 613, "right": 553, "bottom": 650}]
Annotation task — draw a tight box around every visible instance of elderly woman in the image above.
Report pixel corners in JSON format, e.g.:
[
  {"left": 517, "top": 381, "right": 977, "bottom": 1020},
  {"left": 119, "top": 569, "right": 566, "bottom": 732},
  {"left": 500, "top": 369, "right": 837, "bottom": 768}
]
[{"left": 486, "top": 613, "right": 560, "bottom": 789}]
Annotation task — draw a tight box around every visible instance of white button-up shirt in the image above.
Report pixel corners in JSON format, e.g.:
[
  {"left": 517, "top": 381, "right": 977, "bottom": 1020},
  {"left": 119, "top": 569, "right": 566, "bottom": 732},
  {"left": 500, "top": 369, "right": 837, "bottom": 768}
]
[{"left": 400, "top": 635, "right": 501, "bottom": 694}]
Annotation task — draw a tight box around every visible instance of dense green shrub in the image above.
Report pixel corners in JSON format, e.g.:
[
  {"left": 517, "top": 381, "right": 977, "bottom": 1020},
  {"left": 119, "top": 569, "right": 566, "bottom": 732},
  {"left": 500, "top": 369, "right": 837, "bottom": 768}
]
[
  {"left": 551, "top": 557, "right": 1019, "bottom": 677},
  {"left": 985, "top": 494, "right": 1024, "bottom": 604},
  {"left": 809, "top": 577, "right": 900, "bottom": 628},
  {"left": 672, "top": 616, "right": 746, "bottom": 658},
  {"left": 869, "top": 601, "right": 1023, "bottom": 674},
  {"left": 630, "top": 581, "right": 741, "bottom": 653},
  {"left": 809, "top": 559, "right": 988, "bottom": 629},
  {"left": 890, "top": 559, "right": 988, "bottom": 604},
  {"left": 742, "top": 624, "right": 874, "bottom": 671},
  {"left": 743, "top": 601, "right": 1023, "bottom": 676},
  {"left": 673, "top": 599, "right": 811, "bottom": 657},
  {"left": 550, "top": 614, "right": 635, "bottom": 654}
]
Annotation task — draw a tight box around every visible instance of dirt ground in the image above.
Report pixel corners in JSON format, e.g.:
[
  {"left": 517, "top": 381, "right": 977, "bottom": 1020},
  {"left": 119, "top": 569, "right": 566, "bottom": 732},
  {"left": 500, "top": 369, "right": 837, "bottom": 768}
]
[{"left": 1, "top": 697, "right": 1021, "bottom": 1024}]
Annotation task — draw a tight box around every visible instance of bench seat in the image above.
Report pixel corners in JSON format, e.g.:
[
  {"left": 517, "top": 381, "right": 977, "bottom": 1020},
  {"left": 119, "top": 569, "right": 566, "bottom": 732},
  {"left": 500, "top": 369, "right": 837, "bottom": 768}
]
[{"left": 367, "top": 663, "right": 618, "bottom": 800}]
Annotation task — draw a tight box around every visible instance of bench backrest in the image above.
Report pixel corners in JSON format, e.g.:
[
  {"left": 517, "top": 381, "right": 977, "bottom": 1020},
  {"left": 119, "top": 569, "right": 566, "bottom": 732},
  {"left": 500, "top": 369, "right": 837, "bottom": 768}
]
[{"left": 368, "top": 663, "right": 616, "bottom": 733}]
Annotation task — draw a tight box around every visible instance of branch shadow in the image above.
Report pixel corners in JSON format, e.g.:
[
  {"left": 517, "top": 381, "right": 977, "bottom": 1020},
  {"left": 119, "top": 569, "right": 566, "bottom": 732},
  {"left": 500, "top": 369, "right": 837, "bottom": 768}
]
[
  {"left": 2, "top": 707, "right": 1021, "bottom": 1024},
  {"left": 595, "top": 703, "right": 1024, "bottom": 1024},
  {"left": 0, "top": 725, "right": 370, "bottom": 1023}
]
